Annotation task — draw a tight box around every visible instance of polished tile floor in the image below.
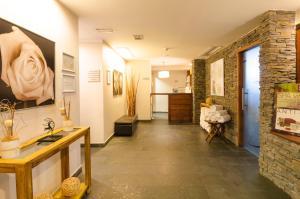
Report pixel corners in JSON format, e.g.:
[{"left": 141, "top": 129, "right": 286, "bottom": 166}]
[{"left": 83, "top": 120, "right": 291, "bottom": 199}]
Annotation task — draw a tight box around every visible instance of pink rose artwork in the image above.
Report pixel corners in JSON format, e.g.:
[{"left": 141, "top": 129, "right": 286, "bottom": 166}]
[{"left": 0, "top": 26, "right": 54, "bottom": 105}]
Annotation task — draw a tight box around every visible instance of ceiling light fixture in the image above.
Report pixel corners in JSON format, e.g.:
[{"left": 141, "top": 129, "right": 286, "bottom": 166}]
[
  {"left": 133, "top": 34, "right": 144, "bottom": 40},
  {"left": 96, "top": 28, "right": 114, "bottom": 33},
  {"left": 158, "top": 71, "right": 170, "bottom": 79},
  {"left": 116, "top": 47, "right": 134, "bottom": 59}
]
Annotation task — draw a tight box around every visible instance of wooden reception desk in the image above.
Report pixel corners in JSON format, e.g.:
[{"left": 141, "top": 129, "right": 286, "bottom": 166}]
[{"left": 151, "top": 93, "right": 193, "bottom": 124}]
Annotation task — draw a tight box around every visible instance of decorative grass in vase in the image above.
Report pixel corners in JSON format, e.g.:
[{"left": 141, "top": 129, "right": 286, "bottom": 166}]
[
  {"left": 0, "top": 99, "right": 20, "bottom": 158},
  {"left": 59, "top": 96, "right": 73, "bottom": 132},
  {"left": 126, "top": 71, "right": 139, "bottom": 117}
]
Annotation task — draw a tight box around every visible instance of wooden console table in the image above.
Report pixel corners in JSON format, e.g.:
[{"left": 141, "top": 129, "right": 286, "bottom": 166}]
[{"left": 0, "top": 127, "right": 91, "bottom": 199}]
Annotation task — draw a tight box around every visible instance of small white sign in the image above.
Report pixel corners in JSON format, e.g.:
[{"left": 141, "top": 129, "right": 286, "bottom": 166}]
[{"left": 88, "top": 70, "right": 101, "bottom": 82}]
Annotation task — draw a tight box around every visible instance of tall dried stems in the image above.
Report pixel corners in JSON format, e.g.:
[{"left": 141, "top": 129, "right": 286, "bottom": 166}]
[
  {"left": 0, "top": 99, "right": 17, "bottom": 140},
  {"left": 126, "top": 72, "right": 139, "bottom": 117}
]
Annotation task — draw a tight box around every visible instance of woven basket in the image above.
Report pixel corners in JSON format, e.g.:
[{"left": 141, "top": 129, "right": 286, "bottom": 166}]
[
  {"left": 34, "top": 193, "right": 53, "bottom": 199},
  {"left": 61, "top": 177, "right": 81, "bottom": 197}
]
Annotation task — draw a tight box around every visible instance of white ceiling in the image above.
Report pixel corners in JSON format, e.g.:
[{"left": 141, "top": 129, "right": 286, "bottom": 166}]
[{"left": 59, "top": 0, "right": 300, "bottom": 66}]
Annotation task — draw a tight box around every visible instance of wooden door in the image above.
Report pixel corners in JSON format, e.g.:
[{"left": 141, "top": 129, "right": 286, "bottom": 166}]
[{"left": 297, "top": 24, "right": 300, "bottom": 82}]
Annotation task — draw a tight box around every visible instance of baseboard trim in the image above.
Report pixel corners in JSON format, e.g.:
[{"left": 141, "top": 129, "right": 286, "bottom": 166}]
[
  {"left": 138, "top": 119, "right": 151, "bottom": 122},
  {"left": 72, "top": 166, "right": 82, "bottom": 177},
  {"left": 81, "top": 133, "right": 114, "bottom": 148},
  {"left": 101, "top": 133, "right": 114, "bottom": 147}
]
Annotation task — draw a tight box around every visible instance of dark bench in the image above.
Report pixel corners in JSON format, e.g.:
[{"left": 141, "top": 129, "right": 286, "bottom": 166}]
[{"left": 114, "top": 115, "right": 138, "bottom": 136}]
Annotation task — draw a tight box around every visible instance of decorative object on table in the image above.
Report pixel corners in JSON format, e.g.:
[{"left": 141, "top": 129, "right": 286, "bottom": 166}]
[
  {"left": 210, "top": 58, "right": 224, "bottom": 96},
  {"left": 62, "top": 53, "right": 75, "bottom": 73},
  {"left": 126, "top": 70, "right": 139, "bottom": 116},
  {"left": 0, "top": 99, "right": 20, "bottom": 158},
  {"left": 273, "top": 83, "right": 300, "bottom": 136},
  {"left": 60, "top": 96, "right": 73, "bottom": 132},
  {"left": 0, "top": 18, "right": 55, "bottom": 109},
  {"left": 201, "top": 97, "right": 213, "bottom": 108},
  {"left": 34, "top": 193, "right": 53, "bottom": 199},
  {"left": 37, "top": 118, "right": 62, "bottom": 144},
  {"left": 113, "top": 70, "right": 123, "bottom": 96},
  {"left": 61, "top": 177, "right": 81, "bottom": 197}
]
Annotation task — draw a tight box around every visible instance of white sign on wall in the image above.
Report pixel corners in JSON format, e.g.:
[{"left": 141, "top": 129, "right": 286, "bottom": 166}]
[
  {"left": 88, "top": 69, "right": 101, "bottom": 82},
  {"left": 210, "top": 58, "right": 224, "bottom": 96}
]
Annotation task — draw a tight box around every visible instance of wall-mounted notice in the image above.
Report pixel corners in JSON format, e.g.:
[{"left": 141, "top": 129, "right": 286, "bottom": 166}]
[
  {"left": 274, "top": 83, "right": 300, "bottom": 136},
  {"left": 88, "top": 70, "right": 101, "bottom": 82}
]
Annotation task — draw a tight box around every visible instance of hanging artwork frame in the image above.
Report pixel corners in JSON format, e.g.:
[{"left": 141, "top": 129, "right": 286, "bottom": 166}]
[
  {"left": 113, "top": 70, "right": 123, "bottom": 96},
  {"left": 0, "top": 18, "right": 55, "bottom": 109},
  {"left": 210, "top": 58, "right": 224, "bottom": 96}
]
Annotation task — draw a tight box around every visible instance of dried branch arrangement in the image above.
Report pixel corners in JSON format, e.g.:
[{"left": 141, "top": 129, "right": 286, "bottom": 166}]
[
  {"left": 60, "top": 96, "right": 71, "bottom": 121},
  {"left": 0, "top": 99, "right": 17, "bottom": 141},
  {"left": 126, "top": 71, "right": 139, "bottom": 117}
]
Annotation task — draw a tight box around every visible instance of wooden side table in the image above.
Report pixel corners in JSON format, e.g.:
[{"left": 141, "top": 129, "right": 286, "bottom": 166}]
[
  {"left": 205, "top": 121, "right": 227, "bottom": 143},
  {"left": 0, "top": 127, "right": 91, "bottom": 199}
]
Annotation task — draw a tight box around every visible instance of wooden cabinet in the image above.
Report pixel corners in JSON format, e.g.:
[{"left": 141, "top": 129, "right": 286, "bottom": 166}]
[
  {"left": 297, "top": 24, "right": 300, "bottom": 82},
  {"left": 168, "top": 94, "right": 193, "bottom": 123}
]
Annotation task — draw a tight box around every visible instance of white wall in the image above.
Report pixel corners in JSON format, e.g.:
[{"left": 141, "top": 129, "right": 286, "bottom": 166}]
[
  {"left": 102, "top": 45, "right": 127, "bottom": 142},
  {"left": 0, "top": 0, "right": 80, "bottom": 198},
  {"left": 153, "top": 70, "right": 187, "bottom": 112},
  {"left": 79, "top": 43, "right": 128, "bottom": 144},
  {"left": 296, "top": 8, "right": 300, "bottom": 25},
  {"left": 79, "top": 42, "right": 104, "bottom": 144},
  {"left": 127, "top": 60, "right": 152, "bottom": 120}
]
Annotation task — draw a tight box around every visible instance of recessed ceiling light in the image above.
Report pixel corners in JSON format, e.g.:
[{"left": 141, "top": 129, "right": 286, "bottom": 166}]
[
  {"left": 96, "top": 28, "right": 114, "bottom": 33},
  {"left": 133, "top": 34, "right": 144, "bottom": 40},
  {"left": 158, "top": 71, "right": 170, "bottom": 79}
]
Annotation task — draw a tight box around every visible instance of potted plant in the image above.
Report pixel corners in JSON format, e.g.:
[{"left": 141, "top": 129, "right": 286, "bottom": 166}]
[
  {"left": 60, "top": 96, "right": 73, "bottom": 132},
  {"left": 0, "top": 99, "right": 20, "bottom": 158},
  {"left": 126, "top": 71, "right": 139, "bottom": 117}
]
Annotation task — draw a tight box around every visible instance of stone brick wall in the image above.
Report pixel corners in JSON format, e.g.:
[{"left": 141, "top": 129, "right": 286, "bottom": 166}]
[
  {"left": 202, "top": 10, "right": 299, "bottom": 198},
  {"left": 205, "top": 29, "right": 260, "bottom": 144},
  {"left": 192, "top": 59, "right": 206, "bottom": 123},
  {"left": 259, "top": 11, "right": 299, "bottom": 199}
]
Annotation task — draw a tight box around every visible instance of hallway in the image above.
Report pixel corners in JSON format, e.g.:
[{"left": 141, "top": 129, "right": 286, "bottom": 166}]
[{"left": 85, "top": 121, "right": 290, "bottom": 199}]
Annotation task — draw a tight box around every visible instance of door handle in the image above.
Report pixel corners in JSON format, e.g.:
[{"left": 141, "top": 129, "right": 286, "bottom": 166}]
[
  {"left": 244, "top": 89, "right": 248, "bottom": 110},
  {"left": 242, "top": 88, "right": 244, "bottom": 111},
  {"left": 242, "top": 88, "right": 248, "bottom": 111}
]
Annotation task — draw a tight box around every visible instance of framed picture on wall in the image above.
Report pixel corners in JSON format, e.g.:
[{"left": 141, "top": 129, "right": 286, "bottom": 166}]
[
  {"left": 273, "top": 83, "right": 300, "bottom": 136},
  {"left": 62, "top": 53, "right": 75, "bottom": 73},
  {"left": 113, "top": 70, "right": 123, "bottom": 96},
  {"left": 62, "top": 74, "right": 76, "bottom": 93},
  {"left": 0, "top": 18, "right": 55, "bottom": 109},
  {"left": 107, "top": 70, "right": 112, "bottom": 85},
  {"left": 210, "top": 58, "right": 224, "bottom": 96}
]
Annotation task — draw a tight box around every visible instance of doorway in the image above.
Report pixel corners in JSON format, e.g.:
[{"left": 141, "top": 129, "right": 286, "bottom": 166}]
[{"left": 239, "top": 45, "right": 261, "bottom": 157}]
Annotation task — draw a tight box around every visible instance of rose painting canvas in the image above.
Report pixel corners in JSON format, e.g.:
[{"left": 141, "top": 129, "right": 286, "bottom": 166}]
[{"left": 0, "top": 18, "right": 55, "bottom": 109}]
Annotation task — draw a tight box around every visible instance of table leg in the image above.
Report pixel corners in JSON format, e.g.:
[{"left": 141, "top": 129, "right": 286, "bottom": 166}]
[
  {"left": 207, "top": 125, "right": 217, "bottom": 143},
  {"left": 16, "top": 164, "right": 32, "bottom": 199},
  {"left": 61, "top": 146, "right": 70, "bottom": 181},
  {"left": 84, "top": 128, "right": 92, "bottom": 193}
]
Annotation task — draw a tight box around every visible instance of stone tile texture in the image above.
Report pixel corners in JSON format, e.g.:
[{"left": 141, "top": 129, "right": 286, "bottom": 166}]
[
  {"left": 200, "top": 10, "right": 299, "bottom": 198},
  {"left": 83, "top": 121, "right": 291, "bottom": 199}
]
